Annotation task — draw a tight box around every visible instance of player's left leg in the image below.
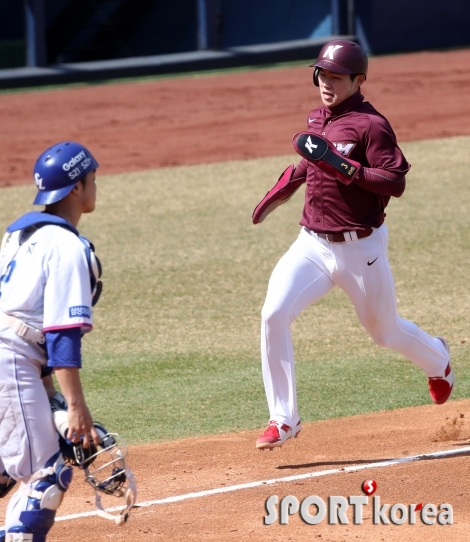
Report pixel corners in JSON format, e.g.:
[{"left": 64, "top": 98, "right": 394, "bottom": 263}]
[{"left": 333, "top": 225, "right": 452, "bottom": 402}]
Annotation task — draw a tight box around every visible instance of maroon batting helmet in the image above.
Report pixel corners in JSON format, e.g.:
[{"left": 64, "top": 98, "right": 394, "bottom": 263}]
[{"left": 311, "top": 39, "right": 368, "bottom": 86}]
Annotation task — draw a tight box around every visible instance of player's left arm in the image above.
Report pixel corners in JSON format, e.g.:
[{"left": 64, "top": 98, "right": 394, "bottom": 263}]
[
  {"left": 353, "top": 116, "right": 410, "bottom": 197},
  {"left": 353, "top": 168, "right": 406, "bottom": 197},
  {"left": 292, "top": 119, "right": 410, "bottom": 197}
]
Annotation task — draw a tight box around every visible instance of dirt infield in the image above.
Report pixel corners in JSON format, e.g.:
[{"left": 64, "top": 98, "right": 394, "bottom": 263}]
[
  {"left": 1, "top": 48, "right": 470, "bottom": 187},
  {"left": 2, "top": 400, "right": 469, "bottom": 541},
  {"left": 1, "top": 48, "right": 470, "bottom": 540}
]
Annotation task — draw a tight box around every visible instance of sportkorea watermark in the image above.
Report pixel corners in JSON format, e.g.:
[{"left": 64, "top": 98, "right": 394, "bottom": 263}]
[{"left": 264, "top": 480, "right": 453, "bottom": 526}]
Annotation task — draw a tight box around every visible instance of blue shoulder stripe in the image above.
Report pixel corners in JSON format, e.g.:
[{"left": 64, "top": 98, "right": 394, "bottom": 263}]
[{"left": 6, "top": 212, "right": 78, "bottom": 235}]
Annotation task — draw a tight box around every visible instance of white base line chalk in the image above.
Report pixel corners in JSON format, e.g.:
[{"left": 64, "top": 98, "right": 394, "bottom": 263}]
[{"left": 52, "top": 444, "right": 470, "bottom": 522}]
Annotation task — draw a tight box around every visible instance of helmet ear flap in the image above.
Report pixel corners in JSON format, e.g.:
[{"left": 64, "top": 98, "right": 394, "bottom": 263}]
[{"left": 313, "top": 67, "right": 320, "bottom": 87}]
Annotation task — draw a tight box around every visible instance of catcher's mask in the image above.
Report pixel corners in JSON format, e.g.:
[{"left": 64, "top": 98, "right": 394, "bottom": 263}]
[{"left": 73, "top": 423, "right": 137, "bottom": 525}]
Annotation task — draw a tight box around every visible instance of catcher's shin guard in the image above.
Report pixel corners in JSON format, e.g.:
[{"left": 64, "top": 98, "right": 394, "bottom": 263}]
[
  {"left": 4, "top": 452, "right": 72, "bottom": 542},
  {"left": 292, "top": 132, "right": 361, "bottom": 185}
]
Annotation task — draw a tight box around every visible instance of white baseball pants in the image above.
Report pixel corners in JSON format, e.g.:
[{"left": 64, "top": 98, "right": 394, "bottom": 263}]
[
  {"left": 261, "top": 225, "right": 449, "bottom": 428},
  {"left": 0, "top": 348, "right": 60, "bottom": 532}
]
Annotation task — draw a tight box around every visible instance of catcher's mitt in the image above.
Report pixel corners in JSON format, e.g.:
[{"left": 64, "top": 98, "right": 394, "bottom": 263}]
[{"left": 292, "top": 132, "right": 361, "bottom": 185}]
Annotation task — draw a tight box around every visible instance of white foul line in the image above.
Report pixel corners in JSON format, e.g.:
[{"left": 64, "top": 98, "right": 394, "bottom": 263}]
[{"left": 53, "top": 444, "right": 470, "bottom": 522}]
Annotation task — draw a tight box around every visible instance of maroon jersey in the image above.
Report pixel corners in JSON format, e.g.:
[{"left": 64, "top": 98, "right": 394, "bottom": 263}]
[{"left": 296, "top": 91, "right": 410, "bottom": 232}]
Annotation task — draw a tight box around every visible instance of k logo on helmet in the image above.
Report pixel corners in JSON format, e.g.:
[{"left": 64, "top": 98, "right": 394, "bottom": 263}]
[{"left": 323, "top": 45, "right": 343, "bottom": 59}]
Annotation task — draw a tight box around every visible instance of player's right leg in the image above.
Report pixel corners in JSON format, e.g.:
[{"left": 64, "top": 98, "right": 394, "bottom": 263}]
[
  {"left": 258, "top": 228, "right": 334, "bottom": 449},
  {"left": 0, "top": 349, "right": 72, "bottom": 541}
]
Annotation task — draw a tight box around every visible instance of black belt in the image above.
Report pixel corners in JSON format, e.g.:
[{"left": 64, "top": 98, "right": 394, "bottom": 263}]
[{"left": 314, "top": 228, "right": 374, "bottom": 243}]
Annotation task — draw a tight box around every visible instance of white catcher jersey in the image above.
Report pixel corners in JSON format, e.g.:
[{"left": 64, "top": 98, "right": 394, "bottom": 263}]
[{"left": 0, "top": 224, "right": 93, "bottom": 361}]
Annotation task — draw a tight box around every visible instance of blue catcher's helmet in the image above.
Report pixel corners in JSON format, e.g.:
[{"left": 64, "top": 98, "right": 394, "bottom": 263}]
[{"left": 33, "top": 141, "right": 99, "bottom": 205}]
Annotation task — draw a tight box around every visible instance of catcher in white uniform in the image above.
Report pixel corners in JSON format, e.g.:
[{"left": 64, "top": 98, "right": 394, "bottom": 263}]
[
  {"left": 0, "top": 142, "right": 102, "bottom": 541},
  {"left": 0, "top": 378, "right": 64, "bottom": 501}
]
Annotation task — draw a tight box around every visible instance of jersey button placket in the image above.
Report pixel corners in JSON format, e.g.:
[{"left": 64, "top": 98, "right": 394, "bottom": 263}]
[{"left": 313, "top": 187, "right": 322, "bottom": 224}]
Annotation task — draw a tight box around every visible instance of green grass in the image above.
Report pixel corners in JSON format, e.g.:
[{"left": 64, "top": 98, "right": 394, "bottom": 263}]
[{"left": 1, "top": 136, "right": 470, "bottom": 443}]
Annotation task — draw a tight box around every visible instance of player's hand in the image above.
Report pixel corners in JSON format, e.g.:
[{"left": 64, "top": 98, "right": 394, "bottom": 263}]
[{"left": 67, "top": 403, "right": 101, "bottom": 448}]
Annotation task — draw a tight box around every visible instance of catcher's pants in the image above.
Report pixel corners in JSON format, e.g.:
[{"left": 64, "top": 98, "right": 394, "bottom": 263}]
[
  {"left": 0, "top": 347, "right": 60, "bottom": 532},
  {"left": 261, "top": 225, "right": 450, "bottom": 428}
]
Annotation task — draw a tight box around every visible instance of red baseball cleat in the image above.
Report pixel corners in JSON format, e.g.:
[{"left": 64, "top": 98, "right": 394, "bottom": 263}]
[
  {"left": 428, "top": 337, "right": 454, "bottom": 405},
  {"left": 256, "top": 420, "right": 302, "bottom": 450}
]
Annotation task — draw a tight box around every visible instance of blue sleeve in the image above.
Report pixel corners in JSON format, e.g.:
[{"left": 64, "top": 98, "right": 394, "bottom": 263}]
[{"left": 46, "top": 328, "right": 82, "bottom": 368}]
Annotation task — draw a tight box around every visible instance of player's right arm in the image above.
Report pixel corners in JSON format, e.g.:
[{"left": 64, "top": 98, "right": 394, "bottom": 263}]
[
  {"left": 44, "top": 230, "right": 98, "bottom": 447},
  {"left": 252, "top": 161, "right": 307, "bottom": 224},
  {"left": 53, "top": 366, "right": 100, "bottom": 448}
]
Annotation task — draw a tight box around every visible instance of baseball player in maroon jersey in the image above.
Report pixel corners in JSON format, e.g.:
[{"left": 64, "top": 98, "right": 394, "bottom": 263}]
[{"left": 252, "top": 39, "right": 453, "bottom": 450}]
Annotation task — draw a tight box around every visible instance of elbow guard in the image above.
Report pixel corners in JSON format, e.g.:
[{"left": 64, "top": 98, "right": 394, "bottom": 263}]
[{"left": 292, "top": 131, "right": 361, "bottom": 185}]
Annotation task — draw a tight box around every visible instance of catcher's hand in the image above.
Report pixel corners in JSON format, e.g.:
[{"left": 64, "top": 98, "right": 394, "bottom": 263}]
[
  {"left": 50, "top": 393, "right": 100, "bottom": 467},
  {"left": 292, "top": 132, "right": 361, "bottom": 185},
  {"left": 252, "top": 164, "right": 305, "bottom": 224}
]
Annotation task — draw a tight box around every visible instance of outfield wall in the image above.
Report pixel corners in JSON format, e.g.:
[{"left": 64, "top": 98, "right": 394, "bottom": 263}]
[
  {"left": 2, "top": 0, "right": 470, "bottom": 68},
  {"left": 355, "top": 0, "right": 470, "bottom": 54}
]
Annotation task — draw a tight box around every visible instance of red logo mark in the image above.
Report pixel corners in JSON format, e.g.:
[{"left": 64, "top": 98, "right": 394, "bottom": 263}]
[
  {"left": 415, "top": 503, "right": 423, "bottom": 511},
  {"left": 362, "top": 479, "right": 377, "bottom": 495}
]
